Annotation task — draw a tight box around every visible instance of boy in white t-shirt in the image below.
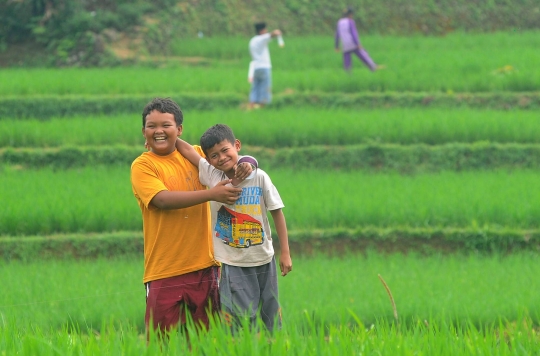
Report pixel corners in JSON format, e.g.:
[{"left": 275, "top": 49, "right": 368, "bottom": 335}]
[{"left": 175, "top": 124, "right": 292, "bottom": 331}]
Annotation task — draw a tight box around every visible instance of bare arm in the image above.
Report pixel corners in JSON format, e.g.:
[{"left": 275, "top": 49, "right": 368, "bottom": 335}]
[
  {"left": 175, "top": 138, "right": 202, "bottom": 166},
  {"left": 270, "top": 209, "right": 292, "bottom": 276},
  {"left": 176, "top": 139, "right": 256, "bottom": 185},
  {"left": 151, "top": 179, "right": 241, "bottom": 209}
]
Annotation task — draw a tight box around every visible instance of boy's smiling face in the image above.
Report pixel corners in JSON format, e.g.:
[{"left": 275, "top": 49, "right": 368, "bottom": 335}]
[
  {"left": 142, "top": 110, "right": 182, "bottom": 156},
  {"left": 205, "top": 139, "right": 241, "bottom": 176}
]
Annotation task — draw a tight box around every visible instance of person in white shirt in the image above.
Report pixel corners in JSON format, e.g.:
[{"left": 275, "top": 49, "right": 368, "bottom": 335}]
[{"left": 248, "top": 22, "right": 282, "bottom": 109}]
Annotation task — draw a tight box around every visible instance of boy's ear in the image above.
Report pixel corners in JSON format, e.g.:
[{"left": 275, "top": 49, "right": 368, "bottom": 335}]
[
  {"left": 177, "top": 124, "right": 183, "bottom": 137},
  {"left": 235, "top": 139, "right": 242, "bottom": 151}
]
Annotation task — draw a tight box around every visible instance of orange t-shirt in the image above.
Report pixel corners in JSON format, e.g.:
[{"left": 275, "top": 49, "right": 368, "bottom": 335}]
[{"left": 131, "top": 147, "right": 218, "bottom": 283}]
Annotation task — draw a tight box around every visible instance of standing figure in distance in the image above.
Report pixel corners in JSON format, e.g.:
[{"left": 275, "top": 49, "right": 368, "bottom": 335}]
[
  {"left": 248, "top": 22, "right": 282, "bottom": 109},
  {"left": 335, "top": 7, "right": 383, "bottom": 72}
]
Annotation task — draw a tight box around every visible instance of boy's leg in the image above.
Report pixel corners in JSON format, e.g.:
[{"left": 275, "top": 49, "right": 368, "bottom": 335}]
[
  {"left": 249, "top": 68, "right": 264, "bottom": 106},
  {"left": 260, "top": 68, "right": 272, "bottom": 105},
  {"left": 249, "top": 75, "right": 259, "bottom": 105},
  {"left": 249, "top": 68, "right": 271, "bottom": 108},
  {"left": 220, "top": 264, "right": 260, "bottom": 329},
  {"left": 258, "top": 257, "right": 281, "bottom": 331},
  {"left": 354, "top": 48, "right": 377, "bottom": 71},
  {"left": 145, "top": 267, "right": 219, "bottom": 335},
  {"left": 187, "top": 266, "right": 220, "bottom": 329},
  {"left": 145, "top": 276, "right": 183, "bottom": 335}
]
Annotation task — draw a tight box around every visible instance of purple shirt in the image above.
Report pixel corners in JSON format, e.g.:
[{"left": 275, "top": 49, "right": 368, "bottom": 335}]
[{"left": 335, "top": 17, "right": 360, "bottom": 52}]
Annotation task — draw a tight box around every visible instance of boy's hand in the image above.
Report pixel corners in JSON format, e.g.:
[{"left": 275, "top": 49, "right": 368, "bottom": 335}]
[
  {"left": 210, "top": 180, "right": 242, "bottom": 205},
  {"left": 232, "top": 156, "right": 258, "bottom": 185},
  {"left": 234, "top": 162, "right": 254, "bottom": 180},
  {"left": 279, "top": 253, "right": 293, "bottom": 276}
]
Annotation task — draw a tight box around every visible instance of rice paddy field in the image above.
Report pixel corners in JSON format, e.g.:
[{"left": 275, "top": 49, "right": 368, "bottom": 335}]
[
  {"left": 2, "top": 253, "right": 540, "bottom": 353},
  {"left": 2, "top": 166, "right": 540, "bottom": 235},
  {"left": 2, "top": 31, "right": 540, "bottom": 354},
  {"left": 1, "top": 31, "right": 539, "bottom": 94},
  {"left": 3, "top": 108, "right": 540, "bottom": 148}
]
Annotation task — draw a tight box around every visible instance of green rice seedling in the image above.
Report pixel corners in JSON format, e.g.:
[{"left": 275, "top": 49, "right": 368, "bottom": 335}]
[
  {"left": 0, "top": 165, "right": 140, "bottom": 235},
  {"left": 1, "top": 31, "right": 539, "bottom": 95},
  {"left": 3, "top": 107, "right": 540, "bottom": 148},
  {"left": 2, "top": 253, "right": 540, "bottom": 354},
  {"left": 0, "top": 257, "right": 143, "bottom": 331},
  {"left": 278, "top": 169, "right": 540, "bottom": 230},
  {"left": 3, "top": 166, "right": 540, "bottom": 235},
  {"left": 0, "top": 114, "right": 144, "bottom": 148},
  {"left": 2, "top": 316, "right": 538, "bottom": 355}
]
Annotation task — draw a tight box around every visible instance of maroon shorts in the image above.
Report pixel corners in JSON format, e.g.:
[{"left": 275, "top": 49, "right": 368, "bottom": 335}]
[{"left": 145, "top": 266, "right": 220, "bottom": 333}]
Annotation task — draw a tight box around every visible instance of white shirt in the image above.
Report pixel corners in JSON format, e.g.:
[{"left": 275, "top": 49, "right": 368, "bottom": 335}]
[
  {"left": 198, "top": 158, "right": 284, "bottom": 267},
  {"left": 249, "top": 33, "right": 272, "bottom": 70}
]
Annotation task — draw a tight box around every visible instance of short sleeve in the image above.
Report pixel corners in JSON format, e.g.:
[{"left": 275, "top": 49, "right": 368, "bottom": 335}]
[
  {"left": 131, "top": 159, "right": 167, "bottom": 209},
  {"left": 260, "top": 170, "right": 284, "bottom": 211}
]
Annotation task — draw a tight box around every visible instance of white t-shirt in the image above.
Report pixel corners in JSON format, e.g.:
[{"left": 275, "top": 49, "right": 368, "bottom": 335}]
[
  {"left": 198, "top": 158, "right": 284, "bottom": 267},
  {"left": 249, "top": 33, "right": 272, "bottom": 70}
]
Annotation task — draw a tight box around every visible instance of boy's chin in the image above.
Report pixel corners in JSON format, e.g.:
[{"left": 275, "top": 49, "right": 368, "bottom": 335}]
[{"left": 149, "top": 145, "right": 175, "bottom": 156}]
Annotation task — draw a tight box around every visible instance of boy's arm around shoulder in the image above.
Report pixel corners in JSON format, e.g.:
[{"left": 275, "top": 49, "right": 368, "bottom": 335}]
[
  {"left": 175, "top": 138, "right": 202, "bottom": 166},
  {"left": 270, "top": 209, "right": 292, "bottom": 276},
  {"left": 145, "top": 140, "right": 242, "bottom": 209}
]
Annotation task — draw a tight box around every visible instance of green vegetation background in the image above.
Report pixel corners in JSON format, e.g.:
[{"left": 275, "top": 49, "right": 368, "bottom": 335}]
[
  {"left": 1, "top": 0, "right": 539, "bottom": 66},
  {"left": 2, "top": 4, "right": 540, "bottom": 353}
]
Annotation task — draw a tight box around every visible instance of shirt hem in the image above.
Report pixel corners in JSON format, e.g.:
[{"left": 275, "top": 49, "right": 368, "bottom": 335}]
[{"left": 143, "top": 261, "right": 220, "bottom": 284}]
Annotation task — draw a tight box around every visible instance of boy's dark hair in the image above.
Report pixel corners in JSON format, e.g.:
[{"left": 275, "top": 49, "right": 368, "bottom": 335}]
[
  {"left": 254, "top": 22, "right": 266, "bottom": 34},
  {"left": 200, "top": 124, "right": 236, "bottom": 155},
  {"left": 142, "top": 97, "right": 184, "bottom": 127},
  {"left": 343, "top": 7, "right": 353, "bottom": 16}
]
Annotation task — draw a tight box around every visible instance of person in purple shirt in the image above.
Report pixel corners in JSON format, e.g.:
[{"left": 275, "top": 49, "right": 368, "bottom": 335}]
[{"left": 335, "top": 7, "right": 384, "bottom": 72}]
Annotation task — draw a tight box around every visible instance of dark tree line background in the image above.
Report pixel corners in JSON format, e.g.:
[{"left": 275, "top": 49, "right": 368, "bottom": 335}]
[{"left": 1, "top": 0, "right": 538, "bottom": 67}]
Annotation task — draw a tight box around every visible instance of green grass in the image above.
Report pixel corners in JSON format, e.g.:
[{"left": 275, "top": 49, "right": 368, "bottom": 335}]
[
  {"left": 0, "top": 165, "right": 140, "bottom": 235},
  {"left": 283, "top": 169, "right": 540, "bottom": 230},
  {"left": 2, "top": 316, "right": 538, "bottom": 355},
  {"left": 2, "top": 166, "right": 540, "bottom": 235},
  {"left": 1, "top": 31, "right": 539, "bottom": 95},
  {"left": 2, "top": 252, "right": 540, "bottom": 328},
  {"left": 2, "top": 107, "right": 540, "bottom": 148},
  {"left": 1, "top": 253, "right": 539, "bottom": 354},
  {"left": 1, "top": 29, "right": 539, "bottom": 355}
]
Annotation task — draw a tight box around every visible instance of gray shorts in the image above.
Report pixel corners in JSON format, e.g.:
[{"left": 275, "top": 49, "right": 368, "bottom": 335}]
[{"left": 219, "top": 257, "right": 281, "bottom": 331}]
